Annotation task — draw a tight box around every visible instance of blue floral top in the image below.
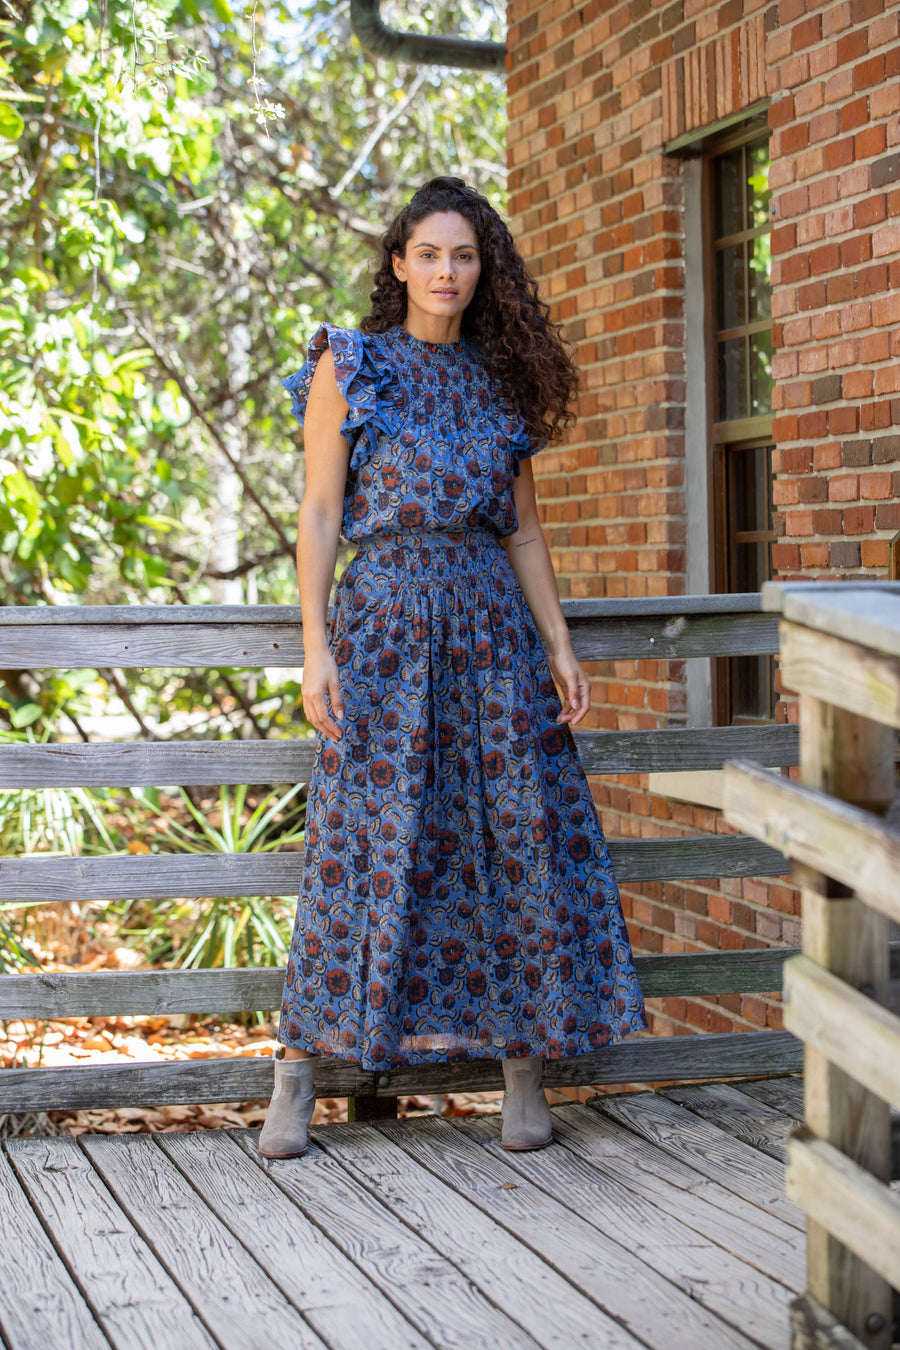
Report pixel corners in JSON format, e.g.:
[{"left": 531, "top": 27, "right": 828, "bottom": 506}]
[{"left": 282, "top": 323, "right": 545, "bottom": 543}]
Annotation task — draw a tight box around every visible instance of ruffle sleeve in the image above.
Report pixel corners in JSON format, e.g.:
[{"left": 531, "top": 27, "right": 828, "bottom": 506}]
[
  {"left": 508, "top": 422, "right": 549, "bottom": 478},
  {"left": 281, "top": 322, "right": 395, "bottom": 472}
]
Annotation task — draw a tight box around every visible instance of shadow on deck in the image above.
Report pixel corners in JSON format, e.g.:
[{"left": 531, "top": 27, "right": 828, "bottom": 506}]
[{"left": 0, "top": 1076, "right": 804, "bottom": 1350}]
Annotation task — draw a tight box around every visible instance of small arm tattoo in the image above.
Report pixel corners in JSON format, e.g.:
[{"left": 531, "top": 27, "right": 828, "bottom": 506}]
[{"left": 513, "top": 535, "right": 539, "bottom": 548}]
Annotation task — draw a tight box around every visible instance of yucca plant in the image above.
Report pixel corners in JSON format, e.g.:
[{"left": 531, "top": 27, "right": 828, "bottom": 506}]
[
  {"left": 117, "top": 782, "right": 305, "bottom": 971},
  {"left": 0, "top": 729, "right": 122, "bottom": 860},
  {"left": 0, "top": 727, "right": 127, "bottom": 969}
]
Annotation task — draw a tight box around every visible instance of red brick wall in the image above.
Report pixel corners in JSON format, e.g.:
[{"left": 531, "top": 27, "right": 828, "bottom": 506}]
[
  {"left": 767, "top": 0, "right": 900, "bottom": 576},
  {"left": 505, "top": 0, "right": 899, "bottom": 1040}
]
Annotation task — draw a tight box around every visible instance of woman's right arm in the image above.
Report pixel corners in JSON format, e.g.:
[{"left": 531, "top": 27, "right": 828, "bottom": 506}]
[{"left": 296, "top": 347, "right": 352, "bottom": 743}]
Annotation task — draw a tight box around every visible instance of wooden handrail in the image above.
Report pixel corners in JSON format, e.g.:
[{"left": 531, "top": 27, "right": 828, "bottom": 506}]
[
  {"left": 0, "top": 596, "right": 801, "bottom": 1117},
  {"left": 0, "top": 594, "right": 780, "bottom": 666},
  {"left": 724, "top": 581, "right": 900, "bottom": 1350},
  {"left": 0, "top": 723, "right": 801, "bottom": 785}
]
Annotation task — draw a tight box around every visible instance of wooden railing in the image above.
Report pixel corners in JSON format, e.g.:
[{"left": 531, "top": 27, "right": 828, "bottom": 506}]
[
  {"left": 725, "top": 582, "right": 900, "bottom": 1350},
  {"left": 0, "top": 594, "right": 815, "bottom": 1120}
]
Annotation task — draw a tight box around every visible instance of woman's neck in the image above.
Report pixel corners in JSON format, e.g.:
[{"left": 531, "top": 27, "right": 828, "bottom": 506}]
[{"left": 402, "top": 307, "right": 464, "bottom": 345}]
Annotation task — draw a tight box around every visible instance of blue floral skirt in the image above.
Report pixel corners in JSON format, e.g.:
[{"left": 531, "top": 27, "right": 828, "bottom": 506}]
[{"left": 279, "top": 525, "right": 647, "bottom": 1068}]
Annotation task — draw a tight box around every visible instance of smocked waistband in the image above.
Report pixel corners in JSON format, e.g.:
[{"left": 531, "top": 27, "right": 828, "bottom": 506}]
[{"left": 350, "top": 526, "right": 501, "bottom": 549}]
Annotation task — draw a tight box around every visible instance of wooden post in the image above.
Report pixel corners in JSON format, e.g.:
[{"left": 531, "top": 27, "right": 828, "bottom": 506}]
[
  {"left": 347, "top": 1096, "right": 399, "bottom": 1122},
  {"left": 347, "top": 1071, "right": 399, "bottom": 1123},
  {"left": 796, "top": 690, "right": 895, "bottom": 1349}
]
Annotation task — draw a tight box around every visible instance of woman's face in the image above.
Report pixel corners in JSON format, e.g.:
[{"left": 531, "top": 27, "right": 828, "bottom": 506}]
[{"left": 391, "top": 212, "right": 481, "bottom": 329}]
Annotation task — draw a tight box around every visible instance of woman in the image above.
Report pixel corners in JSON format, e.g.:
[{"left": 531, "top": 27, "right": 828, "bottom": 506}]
[{"left": 259, "top": 177, "right": 647, "bottom": 1160}]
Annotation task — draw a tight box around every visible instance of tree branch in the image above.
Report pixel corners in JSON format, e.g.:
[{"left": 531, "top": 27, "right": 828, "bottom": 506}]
[{"left": 99, "top": 276, "right": 297, "bottom": 558}]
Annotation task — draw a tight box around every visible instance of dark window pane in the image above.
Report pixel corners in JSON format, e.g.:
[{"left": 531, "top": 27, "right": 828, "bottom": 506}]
[
  {"left": 728, "top": 443, "right": 775, "bottom": 722},
  {"left": 747, "top": 140, "right": 771, "bottom": 229},
  {"left": 748, "top": 232, "right": 771, "bottom": 322},
  {"left": 718, "top": 338, "right": 748, "bottom": 421},
  {"left": 732, "top": 655, "right": 773, "bottom": 721},
  {"left": 750, "top": 329, "right": 773, "bottom": 415},
  {"left": 716, "top": 243, "right": 746, "bottom": 332},
  {"left": 714, "top": 148, "right": 744, "bottom": 239},
  {"left": 710, "top": 130, "right": 775, "bottom": 725}
]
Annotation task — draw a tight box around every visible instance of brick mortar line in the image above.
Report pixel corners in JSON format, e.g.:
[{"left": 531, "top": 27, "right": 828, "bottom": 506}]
[
  {"left": 777, "top": 442, "right": 900, "bottom": 453},
  {"left": 516, "top": 220, "right": 686, "bottom": 250},
  {"left": 773, "top": 106, "right": 899, "bottom": 137},
  {"left": 773, "top": 221, "right": 900, "bottom": 256},
  {"left": 772, "top": 155, "right": 900, "bottom": 200},
  {"left": 766, "top": 18, "right": 900, "bottom": 60},
  {"left": 781, "top": 465, "right": 899, "bottom": 477}
]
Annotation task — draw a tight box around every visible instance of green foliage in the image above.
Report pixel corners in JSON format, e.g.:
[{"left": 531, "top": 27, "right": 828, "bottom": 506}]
[
  {"left": 114, "top": 783, "right": 306, "bottom": 968},
  {"left": 0, "top": 727, "right": 121, "bottom": 855},
  {"left": 0, "top": 738, "right": 306, "bottom": 970},
  {"left": 2, "top": 0, "right": 506, "bottom": 749},
  {"left": 2, "top": 0, "right": 506, "bottom": 612}
]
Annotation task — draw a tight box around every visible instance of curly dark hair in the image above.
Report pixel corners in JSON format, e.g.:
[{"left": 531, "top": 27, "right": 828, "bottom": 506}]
[{"left": 359, "top": 177, "right": 578, "bottom": 448}]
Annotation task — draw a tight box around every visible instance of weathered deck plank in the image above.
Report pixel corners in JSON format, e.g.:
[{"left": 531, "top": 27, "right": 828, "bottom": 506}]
[
  {"left": 6, "top": 1136, "right": 217, "bottom": 1350},
  {"left": 592, "top": 1091, "right": 805, "bottom": 1230},
  {"left": 368, "top": 1113, "right": 758, "bottom": 1350},
  {"left": 79, "top": 1133, "right": 328, "bottom": 1350},
  {"left": 547, "top": 1102, "right": 804, "bottom": 1288},
  {"left": 0, "top": 1148, "right": 109, "bottom": 1350},
  {"left": 729, "top": 1076, "right": 804, "bottom": 1119},
  {"left": 232, "top": 1129, "right": 548, "bottom": 1350},
  {"left": 456, "top": 1112, "right": 793, "bottom": 1349},
  {"left": 155, "top": 1130, "right": 432, "bottom": 1350},
  {"left": 661, "top": 1083, "right": 795, "bottom": 1163},
  {"left": 0, "top": 1082, "right": 811, "bottom": 1350},
  {"left": 314, "top": 1117, "right": 650, "bottom": 1349}
]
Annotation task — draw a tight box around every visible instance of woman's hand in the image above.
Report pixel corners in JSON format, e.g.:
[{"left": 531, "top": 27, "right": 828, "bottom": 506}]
[
  {"left": 546, "top": 641, "right": 592, "bottom": 728},
  {"left": 302, "top": 648, "right": 345, "bottom": 742}
]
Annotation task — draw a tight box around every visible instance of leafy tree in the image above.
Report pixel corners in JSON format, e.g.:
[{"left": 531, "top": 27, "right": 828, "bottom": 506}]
[{"left": 1, "top": 0, "right": 506, "bottom": 739}]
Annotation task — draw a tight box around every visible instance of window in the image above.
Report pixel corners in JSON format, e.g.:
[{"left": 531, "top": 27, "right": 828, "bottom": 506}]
[
  {"left": 707, "top": 126, "right": 775, "bottom": 725},
  {"left": 711, "top": 135, "right": 773, "bottom": 425}
]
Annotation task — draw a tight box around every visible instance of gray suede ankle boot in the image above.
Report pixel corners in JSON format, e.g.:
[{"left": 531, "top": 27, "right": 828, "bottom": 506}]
[
  {"left": 500, "top": 1056, "right": 553, "bottom": 1151},
  {"left": 258, "top": 1050, "right": 318, "bottom": 1159}
]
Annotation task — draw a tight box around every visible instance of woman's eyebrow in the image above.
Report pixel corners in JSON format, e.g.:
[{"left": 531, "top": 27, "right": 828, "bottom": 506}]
[{"left": 412, "top": 241, "right": 479, "bottom": 251}]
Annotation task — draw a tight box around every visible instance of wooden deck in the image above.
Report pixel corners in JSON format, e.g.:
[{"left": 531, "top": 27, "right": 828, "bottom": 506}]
[{"left": 0, "top": 1076, "right": 806, "bottom": 1350}]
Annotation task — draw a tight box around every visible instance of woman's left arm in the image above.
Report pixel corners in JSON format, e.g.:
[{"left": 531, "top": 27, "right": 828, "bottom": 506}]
[{"left": 499, "top": 458, "right": 592, "bottom": 728}]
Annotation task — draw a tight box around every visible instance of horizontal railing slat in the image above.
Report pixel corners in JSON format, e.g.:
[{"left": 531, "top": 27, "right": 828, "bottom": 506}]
[
  {"left": 0, "top": 836, "right": 788, "bottom": 905},
  {"left": 7, "top": 944, "right": 864, "bottom": 1020},
  {"left": 0, "top": 724, "right": 801, "bottom": 787},
  {"left": 786, "top": 1129, "right": 900, "bottom": 1295},
  {"left": 0, "top": 597, "right": 799, "bottom": 1114},
  {"left": 2, "top": 943, "right": 896, "bottom": 1021},
  {"left": 0, "top": 595, "right": 765, "bottom": 626},
  {"left": 0, "top": 600, "right": 779, "bottom": 667},
  {"left": 0, "top": 1029, "right": 802, "bottom": 1112},
  {"left": 725, "top": 759, "right": 900, "bottom": 927}
]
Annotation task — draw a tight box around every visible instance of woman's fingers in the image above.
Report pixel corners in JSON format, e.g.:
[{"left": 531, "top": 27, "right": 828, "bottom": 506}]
[
  {"left": 554, "top": 664, "right": 590, "bottom": 727},
  {"left": 303, "top": 684, "right": 345, "bottom": 742},
  {"left": 329, "top": 675, "right": 345, "bottom": 724},
  {"left": 309, "top": 695, "right": 343, "bottom": 741}
]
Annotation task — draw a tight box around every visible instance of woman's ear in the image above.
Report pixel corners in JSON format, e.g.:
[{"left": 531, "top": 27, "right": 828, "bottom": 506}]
[{"left": 391, "top": 250, "right": 407, "bottom": 283}]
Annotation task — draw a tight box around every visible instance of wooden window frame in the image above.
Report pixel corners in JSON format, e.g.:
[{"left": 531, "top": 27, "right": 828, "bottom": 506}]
[{"left": 701, "top": 119, "right": 775, "bottom": 727}]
